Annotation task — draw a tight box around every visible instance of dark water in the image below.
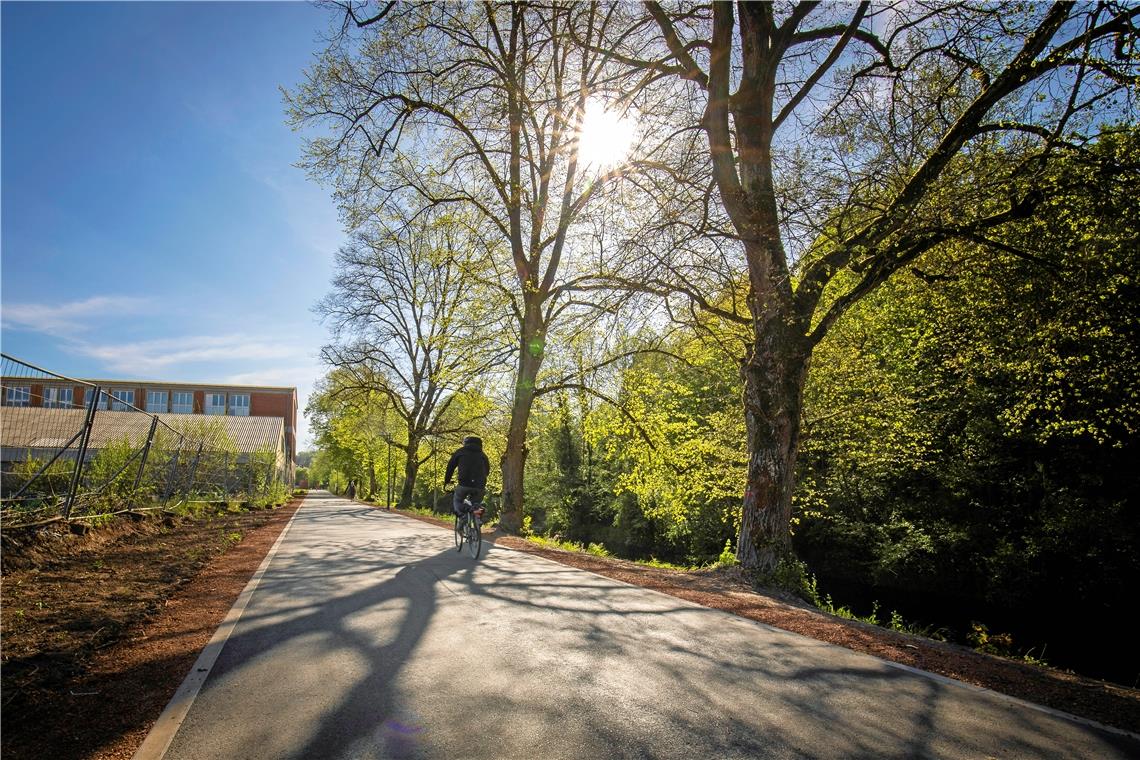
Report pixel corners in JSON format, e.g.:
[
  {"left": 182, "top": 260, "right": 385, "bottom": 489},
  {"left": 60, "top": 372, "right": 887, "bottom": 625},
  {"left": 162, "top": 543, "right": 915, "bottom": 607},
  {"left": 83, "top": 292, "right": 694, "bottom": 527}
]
[{"left": 811, "top": 573, "right": 1139, "bottom": 688}]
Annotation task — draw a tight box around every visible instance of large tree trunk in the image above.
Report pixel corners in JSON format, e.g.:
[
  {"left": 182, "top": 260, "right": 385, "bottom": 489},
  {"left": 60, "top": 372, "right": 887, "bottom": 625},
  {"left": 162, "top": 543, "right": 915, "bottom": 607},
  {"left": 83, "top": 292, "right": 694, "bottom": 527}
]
[
  {"left": 704, "top": 5, "right": 812, "bottom": 573},
  {"left": 398, "top": 434, "right": 421, "bottom": 508},
  {"left": 736, "top": 276, "right": 810, "bottom": 573},
  {"left": 499, "top": 307, "right": 544, "bottom": 532}
]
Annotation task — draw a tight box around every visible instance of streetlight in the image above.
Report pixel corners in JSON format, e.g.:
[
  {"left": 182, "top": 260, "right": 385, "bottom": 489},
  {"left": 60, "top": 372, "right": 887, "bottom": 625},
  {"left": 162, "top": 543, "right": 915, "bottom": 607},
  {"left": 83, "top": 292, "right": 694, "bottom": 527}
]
[
  {"left": 430, "top": 436, "right": 438, "bottom": 511},
  {"left": 383, "top": 432, "right": 393, "bottom": 510}
]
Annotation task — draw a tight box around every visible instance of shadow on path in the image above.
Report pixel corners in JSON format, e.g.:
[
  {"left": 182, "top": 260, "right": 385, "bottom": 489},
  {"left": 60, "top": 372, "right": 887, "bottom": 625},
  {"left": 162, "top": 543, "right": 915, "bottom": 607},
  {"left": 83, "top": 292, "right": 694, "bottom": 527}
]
[{"left": 169, "top": 496, "right": 1139, "bottom": 760}]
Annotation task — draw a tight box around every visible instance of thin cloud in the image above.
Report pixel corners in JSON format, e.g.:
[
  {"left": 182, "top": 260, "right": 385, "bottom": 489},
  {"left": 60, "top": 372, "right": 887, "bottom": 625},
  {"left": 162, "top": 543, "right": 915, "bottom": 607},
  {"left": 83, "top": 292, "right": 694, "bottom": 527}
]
[
  {"left": 226, "top": 362, "right": 323, "bottom": 449},
  {"left": 254, "top": 167, "right": 344, "bottom": 258},
  {"left": 225, "top": 362, "right": 319, "bottom": 387},
  {"left": 1, "top": 296, "right": 153, "bottom": 337},
  {"left": 73, "top": 335, "right": 300, "bottom": 375}
]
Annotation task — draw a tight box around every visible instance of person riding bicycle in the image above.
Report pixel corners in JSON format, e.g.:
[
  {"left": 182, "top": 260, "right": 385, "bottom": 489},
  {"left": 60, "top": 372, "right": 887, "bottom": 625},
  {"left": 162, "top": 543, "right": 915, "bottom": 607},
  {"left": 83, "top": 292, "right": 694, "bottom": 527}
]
[{"left": 444, "top": 435, "right": 490, "bottom": 517}]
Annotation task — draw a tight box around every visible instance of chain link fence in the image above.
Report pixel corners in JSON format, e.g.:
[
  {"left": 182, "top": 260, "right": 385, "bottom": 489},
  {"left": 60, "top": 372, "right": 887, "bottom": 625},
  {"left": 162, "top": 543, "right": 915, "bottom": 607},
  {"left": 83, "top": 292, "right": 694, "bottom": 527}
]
[{"left": 1, "top": 354, "right": 288, "bottom": 529}]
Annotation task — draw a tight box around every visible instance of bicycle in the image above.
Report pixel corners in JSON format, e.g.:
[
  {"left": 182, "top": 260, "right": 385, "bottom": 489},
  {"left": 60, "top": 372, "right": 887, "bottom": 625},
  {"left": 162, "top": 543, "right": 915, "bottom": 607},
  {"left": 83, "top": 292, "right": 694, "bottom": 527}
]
[{"left": 453, "top": 495, "right": 485, "bottom": 559}]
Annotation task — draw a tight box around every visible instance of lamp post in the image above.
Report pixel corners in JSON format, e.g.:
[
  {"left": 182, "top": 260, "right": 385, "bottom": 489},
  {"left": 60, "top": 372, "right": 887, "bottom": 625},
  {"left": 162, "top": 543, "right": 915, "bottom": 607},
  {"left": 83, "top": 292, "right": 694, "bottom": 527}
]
[
  {"left": 430, "top": 437, "right": 438, "bottom": 511},
  {"left": 384, "top": 432, "right": 393, "bottom": 510}
]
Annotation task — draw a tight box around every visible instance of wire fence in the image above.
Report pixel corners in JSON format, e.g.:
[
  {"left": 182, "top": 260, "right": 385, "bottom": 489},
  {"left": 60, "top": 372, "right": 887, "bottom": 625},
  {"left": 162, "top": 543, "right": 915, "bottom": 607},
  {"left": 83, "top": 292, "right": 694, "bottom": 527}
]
[{"left": 1, "top": 354, "right": 288, "bottom": 529}]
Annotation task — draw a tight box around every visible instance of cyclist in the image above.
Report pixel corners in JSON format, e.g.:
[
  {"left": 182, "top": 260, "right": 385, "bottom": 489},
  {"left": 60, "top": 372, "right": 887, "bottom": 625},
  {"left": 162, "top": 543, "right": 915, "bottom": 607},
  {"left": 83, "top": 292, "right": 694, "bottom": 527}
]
[{"left": 444, "top": 435, "right": 490, "bottom": 518}]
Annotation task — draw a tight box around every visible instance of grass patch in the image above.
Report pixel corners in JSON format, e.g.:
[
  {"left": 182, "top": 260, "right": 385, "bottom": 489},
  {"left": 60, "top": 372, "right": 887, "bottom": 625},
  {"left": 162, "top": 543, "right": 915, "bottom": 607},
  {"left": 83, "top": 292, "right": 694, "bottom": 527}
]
[
  {"left": 526, "top": 535, "right": 585, "bottom": 553},
  {"left": 524, "top": 535, "right": 745, "bottom": 571},
  {"left": 394, "top": 504, "right": 445, "bottom": 520},
  {"left": 525, "top": 536, "right": 612, "bottom": 557},
  {"left": 634, "top": 556, "right": 698, "bottom": 570}
]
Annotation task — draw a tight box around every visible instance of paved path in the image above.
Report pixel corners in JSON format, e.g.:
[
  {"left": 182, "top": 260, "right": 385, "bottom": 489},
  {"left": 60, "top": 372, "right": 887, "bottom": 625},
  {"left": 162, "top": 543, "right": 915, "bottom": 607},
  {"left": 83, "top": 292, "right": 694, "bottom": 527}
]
[{"left": 143, "top": 492, "right": 1138, "bottom": 759}]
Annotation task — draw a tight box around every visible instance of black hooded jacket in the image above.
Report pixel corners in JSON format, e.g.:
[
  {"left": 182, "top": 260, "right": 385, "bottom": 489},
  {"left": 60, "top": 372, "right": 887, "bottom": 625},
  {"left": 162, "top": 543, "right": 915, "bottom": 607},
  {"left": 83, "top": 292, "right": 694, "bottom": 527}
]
[{"left": 445, "top": 439, "right": 490, "bottom": 488}]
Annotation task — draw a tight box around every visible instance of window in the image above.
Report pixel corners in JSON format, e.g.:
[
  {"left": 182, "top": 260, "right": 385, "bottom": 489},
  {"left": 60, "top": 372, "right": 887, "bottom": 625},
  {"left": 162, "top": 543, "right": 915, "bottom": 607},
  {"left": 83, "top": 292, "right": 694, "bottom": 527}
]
[
  {"left": 206, "top": 393, "right": 226, "bottom": 415},
  {"left": 98, "top": 390, "right": 111, "bottom": 410},
  {"left": 172, "top": 391, "right": 194, "bottom": 414},
  {"left": 110, "top": 389, "right": 134, "bottom": 411},
  {"left": 147, "top": 390, "right": 169, "bottom": 413},
  {"left": 5, "top": 386, "right": 31, "bottom": 406},
  {"left": 44, "top": 387, "right": 74, "bottom": 409},
  {"left": 228, "top": 393, "right": 250, "bottom": 416}
]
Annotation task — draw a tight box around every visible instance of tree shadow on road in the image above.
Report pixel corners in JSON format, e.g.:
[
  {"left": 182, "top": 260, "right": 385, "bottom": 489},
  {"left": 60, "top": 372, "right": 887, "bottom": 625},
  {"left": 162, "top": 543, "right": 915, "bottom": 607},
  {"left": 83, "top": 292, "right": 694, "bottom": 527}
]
[{"left": 163, "top": 498, "right": 1139, "bottom": 760}]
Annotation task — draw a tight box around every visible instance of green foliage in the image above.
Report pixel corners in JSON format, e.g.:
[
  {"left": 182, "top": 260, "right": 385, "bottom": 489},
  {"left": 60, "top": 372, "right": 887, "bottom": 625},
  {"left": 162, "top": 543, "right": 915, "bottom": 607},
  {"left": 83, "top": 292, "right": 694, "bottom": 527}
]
[
  {"left": 80, "top": 438, "right": 139, "bottom": 513},
  {"left": 252, "top": 479, "right": 290, "bottom": 509},
  {"left": 3, "top": 454, "right": 74, "bottom": 512},
  {"left": 816, "top": 595, "right": 866, "bottom": 624},
  {"left": 521, "top": 315, "right": 749, "bottom": 566},
  {"left": 968, "top": 622, "right": 1015, "bottom": 657},
  {"left": 586, "top": 542, "right": 611, "bottom": 558},
  {"left": 716, "top": 539, "right": 738, "bottom": 568},
  {"left": 760, "top": 557, "right": 820, "bottom": 606},
  {"left": 526, "top": 535, "right": 588, "bottom": 553},
  {"left": 634, "top": 556, "right": 699, "bottom": 571},
  {"left": 792, "top": 131, "right": 1140, "bottom": 680}
]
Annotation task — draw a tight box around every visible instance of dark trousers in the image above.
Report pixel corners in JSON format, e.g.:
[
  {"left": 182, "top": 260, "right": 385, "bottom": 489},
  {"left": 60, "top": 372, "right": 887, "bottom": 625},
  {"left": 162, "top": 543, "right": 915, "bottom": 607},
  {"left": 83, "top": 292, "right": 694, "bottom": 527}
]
[{"left": 452, "top": 485, "right": 485, "bottom": 515}]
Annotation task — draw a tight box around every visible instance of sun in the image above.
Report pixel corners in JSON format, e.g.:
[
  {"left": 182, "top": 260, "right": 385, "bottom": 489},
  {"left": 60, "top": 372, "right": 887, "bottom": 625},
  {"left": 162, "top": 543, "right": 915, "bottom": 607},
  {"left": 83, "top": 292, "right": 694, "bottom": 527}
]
[{"left": 577, "top": 97, "right": 638, "bottom": 170}]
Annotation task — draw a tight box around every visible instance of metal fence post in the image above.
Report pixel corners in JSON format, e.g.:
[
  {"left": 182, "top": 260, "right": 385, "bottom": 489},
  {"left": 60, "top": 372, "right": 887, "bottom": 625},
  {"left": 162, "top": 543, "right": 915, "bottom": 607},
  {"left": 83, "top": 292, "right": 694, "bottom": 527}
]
[
  {"left": 182, "top": 442, "right": 205, "bottom": 502},
  {"left": 131, "top": 416, "right": 160, "bottom": 507},
  {"left": 63, "top": 385, "right": 100, "bottom": 520},
  {"left": 162, "top": 437, "right": 184, "bottom": 506}
]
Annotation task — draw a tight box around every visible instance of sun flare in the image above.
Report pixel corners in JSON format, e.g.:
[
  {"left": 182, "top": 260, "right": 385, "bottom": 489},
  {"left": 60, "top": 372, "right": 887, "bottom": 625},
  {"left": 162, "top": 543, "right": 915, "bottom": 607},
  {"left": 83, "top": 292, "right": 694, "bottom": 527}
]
[{"left": 577, "top": 98, "right": 638, "bottom": 170}]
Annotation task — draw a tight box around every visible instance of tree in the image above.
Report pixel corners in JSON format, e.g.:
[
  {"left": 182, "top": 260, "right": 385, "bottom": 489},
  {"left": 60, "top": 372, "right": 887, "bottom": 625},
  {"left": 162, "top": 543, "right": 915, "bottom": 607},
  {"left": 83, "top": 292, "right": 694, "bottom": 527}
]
[
  {"left": 289, "top": 1, "right": 669, "bottom": 531},
  {"left": 315, "top": 210, "right": 502, "bottom": 507},
  {"left": 588, "top": 1, "right": 1138, "bottom": 571},
  {"left": 307, "top": 377, "right": 394, "bottom": 498}
]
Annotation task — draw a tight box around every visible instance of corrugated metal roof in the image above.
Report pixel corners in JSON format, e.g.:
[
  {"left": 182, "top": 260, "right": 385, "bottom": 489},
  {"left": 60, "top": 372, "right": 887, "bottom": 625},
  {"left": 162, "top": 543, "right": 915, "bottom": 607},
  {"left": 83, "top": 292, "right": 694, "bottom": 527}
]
[{"left": 0, "top": 407, "right": 284, "bottom": 455}]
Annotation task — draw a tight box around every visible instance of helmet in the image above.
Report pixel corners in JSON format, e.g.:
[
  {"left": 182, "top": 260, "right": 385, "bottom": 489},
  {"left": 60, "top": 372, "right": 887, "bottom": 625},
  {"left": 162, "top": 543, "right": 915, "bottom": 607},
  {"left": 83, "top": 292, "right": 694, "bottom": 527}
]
[{"left": 463, "top": 435, "right": 482, "bottom": 447}]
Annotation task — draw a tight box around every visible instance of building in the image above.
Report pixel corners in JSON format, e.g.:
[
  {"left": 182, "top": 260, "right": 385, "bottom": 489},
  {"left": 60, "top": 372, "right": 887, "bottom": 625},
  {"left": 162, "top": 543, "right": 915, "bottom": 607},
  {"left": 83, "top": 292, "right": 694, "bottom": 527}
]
[{"left": 1, "top": 377, "right": 298, "bottom": 466}]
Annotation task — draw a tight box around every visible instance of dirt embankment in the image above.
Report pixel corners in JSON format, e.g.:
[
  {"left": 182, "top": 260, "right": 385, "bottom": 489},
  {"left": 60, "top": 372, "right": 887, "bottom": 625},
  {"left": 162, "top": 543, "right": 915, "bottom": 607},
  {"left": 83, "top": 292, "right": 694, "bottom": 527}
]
[{"left": 1, "top": 499, "right": 302, "bottom": 760}]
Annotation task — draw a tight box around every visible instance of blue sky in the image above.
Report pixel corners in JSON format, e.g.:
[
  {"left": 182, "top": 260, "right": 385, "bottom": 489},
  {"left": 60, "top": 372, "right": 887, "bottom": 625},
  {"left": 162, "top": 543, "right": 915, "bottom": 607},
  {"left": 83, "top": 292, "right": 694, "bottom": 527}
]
[{"left": 2, "top": 1, "right": 345, "bottom": 449}]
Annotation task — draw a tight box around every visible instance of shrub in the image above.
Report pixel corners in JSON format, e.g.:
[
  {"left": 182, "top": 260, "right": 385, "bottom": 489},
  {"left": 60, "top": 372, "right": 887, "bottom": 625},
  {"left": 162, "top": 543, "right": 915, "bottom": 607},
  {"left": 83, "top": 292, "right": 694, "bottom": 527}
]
[{"left": 715, "top": 539, "right": 738, "bottom": 568}]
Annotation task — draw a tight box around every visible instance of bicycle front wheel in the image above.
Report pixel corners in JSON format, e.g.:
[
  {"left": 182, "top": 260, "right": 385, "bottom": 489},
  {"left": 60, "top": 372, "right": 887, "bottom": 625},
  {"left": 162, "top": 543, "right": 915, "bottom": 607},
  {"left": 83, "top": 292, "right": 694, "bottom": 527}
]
[
  {"left": 466, "top": 517, "right": 481, "bottom": 558},
  {"left": 454, "top": 514, "right": 464, "bottom": 552}
]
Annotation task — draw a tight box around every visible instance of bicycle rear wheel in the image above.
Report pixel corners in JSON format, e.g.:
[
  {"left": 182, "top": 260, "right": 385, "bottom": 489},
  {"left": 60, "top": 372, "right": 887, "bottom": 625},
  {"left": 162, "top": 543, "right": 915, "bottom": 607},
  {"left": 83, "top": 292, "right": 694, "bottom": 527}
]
[
  {"left": 466, "top": 516, "right": 481, "bottom": 558},
  {"left": 454, "top": 514, "right": 464, "bottom": 552}
]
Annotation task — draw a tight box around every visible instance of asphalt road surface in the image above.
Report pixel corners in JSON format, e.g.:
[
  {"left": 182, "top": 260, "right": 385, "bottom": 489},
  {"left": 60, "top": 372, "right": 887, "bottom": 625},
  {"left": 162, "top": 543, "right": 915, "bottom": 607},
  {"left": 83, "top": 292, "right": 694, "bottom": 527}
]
[{"left": 142, "top": 492, "right": 1139, "bottom": 759}]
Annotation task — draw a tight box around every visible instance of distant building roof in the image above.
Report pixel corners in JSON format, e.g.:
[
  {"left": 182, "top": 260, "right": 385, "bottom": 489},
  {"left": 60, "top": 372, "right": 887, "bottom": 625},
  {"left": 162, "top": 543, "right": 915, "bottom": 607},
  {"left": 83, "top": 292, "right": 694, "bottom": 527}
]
[{"left": 0, "top": 407, "right": 285, "bottom": 456}]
